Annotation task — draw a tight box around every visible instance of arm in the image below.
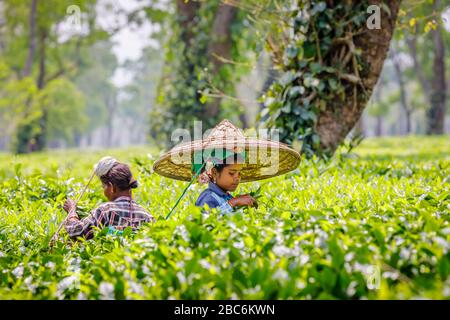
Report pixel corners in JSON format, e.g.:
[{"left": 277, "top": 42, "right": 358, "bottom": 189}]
[
  {"left": 228, "top": 195, "right": 258, "bottom": 209},
  {"left": 63, "top": 199, "right": 107, "bottom": 239}
]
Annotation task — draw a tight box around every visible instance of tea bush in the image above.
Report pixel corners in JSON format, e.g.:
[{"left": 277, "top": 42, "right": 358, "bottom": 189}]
[{"left": 0, "top": 136, "right": 449, "bottom": 299}]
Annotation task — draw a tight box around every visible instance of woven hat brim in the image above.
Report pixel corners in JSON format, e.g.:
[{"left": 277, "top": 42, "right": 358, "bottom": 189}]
[{"left": 153, "top": 138, "right": 301, "bottom": 182}]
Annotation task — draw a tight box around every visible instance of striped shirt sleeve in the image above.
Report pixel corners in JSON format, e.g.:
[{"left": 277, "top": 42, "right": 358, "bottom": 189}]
[{"left": 64, "top": 207, "right": 107, "bottom": 239}]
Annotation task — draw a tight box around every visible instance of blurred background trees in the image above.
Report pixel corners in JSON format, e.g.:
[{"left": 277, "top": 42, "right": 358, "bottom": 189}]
[{"left": 0, "top": 0, "right": 448, "bottom": 156}]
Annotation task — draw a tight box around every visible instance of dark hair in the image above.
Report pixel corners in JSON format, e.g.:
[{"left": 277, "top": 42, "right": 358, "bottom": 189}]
[{"left": 100, "top": 163, "right": 138, "bottom": 191}]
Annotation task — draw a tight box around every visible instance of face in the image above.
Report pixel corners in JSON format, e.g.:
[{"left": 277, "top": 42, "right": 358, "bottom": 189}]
[{"left": 213, "top": 164, "right": 242, "bottom": 192}]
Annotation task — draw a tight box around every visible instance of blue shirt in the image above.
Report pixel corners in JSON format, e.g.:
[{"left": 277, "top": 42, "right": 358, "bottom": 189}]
[{"left": 195, "top": 182, "right": 234, "bottom": 214}]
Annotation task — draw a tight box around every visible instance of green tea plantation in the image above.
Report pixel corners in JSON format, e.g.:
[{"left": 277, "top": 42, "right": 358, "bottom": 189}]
[{"left": 0, "top": 136, "right": 449, "bottom": 299}]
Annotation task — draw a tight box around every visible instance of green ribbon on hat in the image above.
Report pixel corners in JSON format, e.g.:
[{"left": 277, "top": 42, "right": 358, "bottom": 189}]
[{"left": 191, "top": 148, "right": 247, "bottom": 174}]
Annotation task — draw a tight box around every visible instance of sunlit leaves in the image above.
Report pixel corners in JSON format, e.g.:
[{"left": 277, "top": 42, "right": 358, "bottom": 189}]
[{"left": 0, "top": 136, "right": 449, "bottom": 299}]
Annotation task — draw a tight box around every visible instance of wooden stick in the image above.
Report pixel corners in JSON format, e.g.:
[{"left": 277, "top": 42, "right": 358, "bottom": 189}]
[{"left": 49, "top": 171, "right": 96, "bottom": 246}]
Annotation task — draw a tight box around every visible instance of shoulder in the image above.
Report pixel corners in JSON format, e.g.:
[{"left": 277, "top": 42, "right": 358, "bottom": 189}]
[
  {"left": 128, "top": 200, "right": 156, "bottom": 221},
  {"left": 195, "top": 188, "right": 220, "bottom": 208},
  {"left": 92, "top": 202, "right": 110, "bottom": 213},
  {"left": 133, "top": 202, "right": 155, "bottom": 220}
]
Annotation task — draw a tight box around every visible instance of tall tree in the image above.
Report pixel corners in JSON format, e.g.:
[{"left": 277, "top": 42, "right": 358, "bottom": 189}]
[
  {"left": 262, "top": 0, "right": 402, "bottom": 158},
  {"left": 206, "top": 3, "right": 238, "bottom": 119},
  {"left": 152, "top": 0, "right": 242, "bottom": 144},
  {"left": 427, "top": 0, "right": 446, "bottom": 134},
  {"left": 405, "top": 0, "right": 448, "bottom": 134},
  {"left": 1, "top": 0, "right": 102, "bottom": 153},
  {"left": 390, "top": 47, "right": 412, "bottom": 134},
  {"left": 22, "top": 0, "right": 37, "bottom": 78}
]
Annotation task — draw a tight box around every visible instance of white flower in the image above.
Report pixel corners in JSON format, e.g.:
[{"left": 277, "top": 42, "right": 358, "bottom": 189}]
[
  {"left": 346, "top": 281, "right": 358, "bottom": 296},
  {"left": 12, "top": 266, "right": 24, "bottom": 278},
  {"left": 199, "top": 259, "right": 212, "bottom": 270},
  {"left": 45, "top": 261, "right": 55, "bottom": 270},
  {"left": 57, "top": 275, "right": 78, "bottom": 292},
  {"left": 128, "top": 281, "right": 145, "bottom": 297},
  {"left": 345, "top": 253, "right": 355, "bottom": 262},
  {"left": 176, "top": 272, "right": 187, "bottom": 284},
  {"left": 175, "top": 225, "right": 189, "bottom": 242},
  {"left": 230, "top": 293, "right": 239, "bottom": 300},
  {"left": 24, "top": 276, "right": 37, "bottom": 293},
  {"left": 296, "top": 280, "right": 306, "bottom": 290},
  {"left": 272, "top": 268, "right": 289, "bottom": 281},
  {"left": 400, "top": 248, "right": 411, "bottom": 260},
  {"left": 272, "top": 245, "right": 291, "bottom": 256},
  {"left": 233, "top": 241, "right": 244, "bottom": 249},
  {"left": 300, "top": 254, "right": 309, "bottom": 265},
  {"left": 99, "top": 281, "right": 115, "bottom": 300},
  {"left": 77, "top": 292, "right": 87, "bottom": 300},
  {"left": 243, "top": 285, "right": 262, "bottom": 296}
]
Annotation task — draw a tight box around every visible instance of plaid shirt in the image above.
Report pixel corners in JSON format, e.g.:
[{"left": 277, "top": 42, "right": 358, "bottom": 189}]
[{"left": 64, "top": 196, "right": 155, "bottom": 239}]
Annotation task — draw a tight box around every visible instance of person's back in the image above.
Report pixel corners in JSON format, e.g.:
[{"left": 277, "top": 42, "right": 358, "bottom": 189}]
[{"left": 64, "top": 162, "right": 155, "bottom": 240}]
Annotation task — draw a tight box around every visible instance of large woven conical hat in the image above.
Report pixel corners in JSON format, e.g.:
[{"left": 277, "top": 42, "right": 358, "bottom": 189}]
[{"left": 153, "top": 119, "right": 301, "bottom": 182}]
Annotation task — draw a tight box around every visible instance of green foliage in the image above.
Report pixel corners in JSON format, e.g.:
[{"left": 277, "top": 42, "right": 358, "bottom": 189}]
[
  {"left": 150, "top": 1, "right": 219, "bottom": 144},
  {"left": 151, "top": 2, "right": 254, "bottom": 145},
  {"left": 0, "top": 0, "right": 106, "bottom": 152},
  {"left": 262, "top": 1, "right": 370, "bottom": 158},
  {"left": 0, "top": 70, "right": 40, "bottom": 140},
  {"left": 0, "top": 136, "right": 448, "bottom": 299},
  {"left": 0, "top": 63, "right": 86, "bottom": 152},
  {"left": 37, "top": 78, "right": 87, "bottom": 143}
]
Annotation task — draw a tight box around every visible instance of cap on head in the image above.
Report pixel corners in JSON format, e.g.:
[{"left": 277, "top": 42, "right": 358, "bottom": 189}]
[{"left": 94, "top": 156, "right": 118, "bottom": 177}]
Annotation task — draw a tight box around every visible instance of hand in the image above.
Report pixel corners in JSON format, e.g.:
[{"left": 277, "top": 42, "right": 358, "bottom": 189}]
[
  {"left": 63, "top": 198, "right": 76, "bottom": 213},
  {"left": 228, "top": 194, "right": 258, "bottom": 208}
]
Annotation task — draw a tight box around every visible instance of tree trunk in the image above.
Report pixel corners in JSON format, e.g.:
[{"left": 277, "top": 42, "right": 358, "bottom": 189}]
[
  {"left": 34, "top": 28, "right": 47, "bottom": 151},
  {"left": 105, "top": 92, "right": 116, "bottom": 148},
  {"left": 374, "top": 75, "right": 383, "bottom": 137},
  {"left": 406, "top": 1, "right": 446, "bottom": 135},
  {"left": 205, "top": 3, "right": 238, "bottom": 119},
  {"left": 176, "top": 0, "right": 200, "bottom": 45},
  {"left": 376, "top": 116, "right": 382, "bottom": 136},
  {"left": 15, "top": 0, "right": 38, "bottom": 154},
  {"left": 406, "top": 33, "right": 431, "bottom": 98},
  {"left": 239, "top": 112, "right": 248, "bottom": 129},
  {"left": 22, "top": 0, "right": 38, "bottom": 78},
  {"left": 353, "top": 117, "right": 364, "bottom": 137},
  {"left": 73, "top": 132, "right": 82, "bottom": 147},
  {"left": 391, "top": 48, "right": 411, "bottom": 134},
  {"left": 175, "top": 0, "right": 200, "bottom": 85},
  {"left": 87, "top": 132, "right": 92, "bottom": 147},
  {"left": 314, "top": 0, "right": 401, "bottom": 154},
  {"left": 427, "top": 0, "right": 446, "bottom": 134}
]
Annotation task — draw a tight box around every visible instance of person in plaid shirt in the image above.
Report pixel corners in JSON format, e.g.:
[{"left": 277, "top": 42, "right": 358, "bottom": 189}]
[{"left": 63, "top": 162, "right": 155, "bottom": 240}]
